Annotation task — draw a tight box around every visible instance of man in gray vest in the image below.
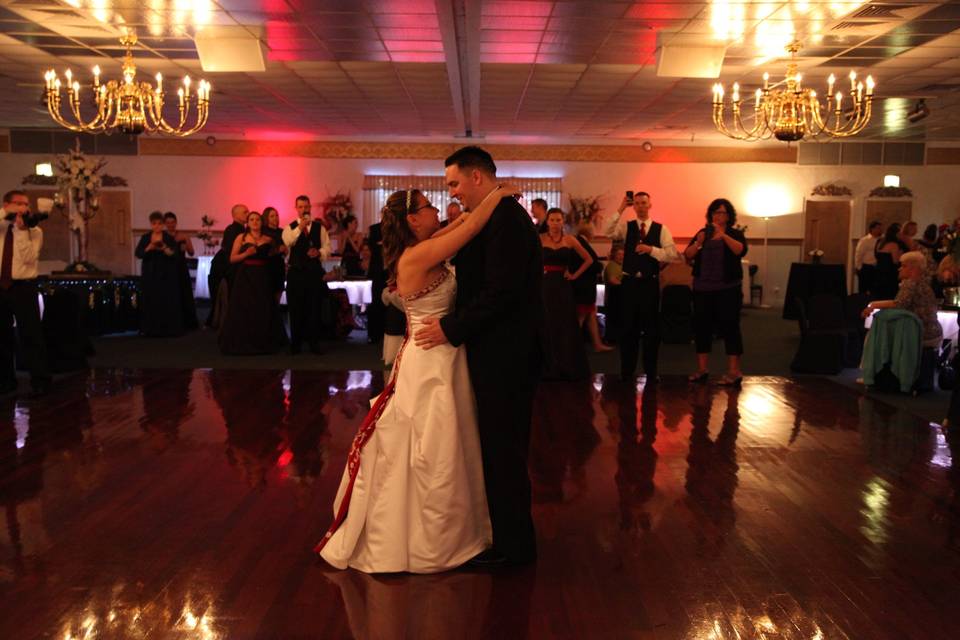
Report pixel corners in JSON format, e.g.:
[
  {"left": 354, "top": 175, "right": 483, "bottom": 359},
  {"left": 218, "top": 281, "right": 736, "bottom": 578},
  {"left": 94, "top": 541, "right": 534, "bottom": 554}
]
[{"left": 614, "top": 191, "right": 679, "bottom": 382}]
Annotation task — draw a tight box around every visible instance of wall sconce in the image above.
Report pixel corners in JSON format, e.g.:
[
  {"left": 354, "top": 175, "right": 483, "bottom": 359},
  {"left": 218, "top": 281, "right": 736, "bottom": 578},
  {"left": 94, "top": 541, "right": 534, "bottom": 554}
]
[
  {"left": 35, "top": 162, "right": 53, "bottom": 177},
  {"left": 883, "top": 174, "right": 900, "bottom": 188}
]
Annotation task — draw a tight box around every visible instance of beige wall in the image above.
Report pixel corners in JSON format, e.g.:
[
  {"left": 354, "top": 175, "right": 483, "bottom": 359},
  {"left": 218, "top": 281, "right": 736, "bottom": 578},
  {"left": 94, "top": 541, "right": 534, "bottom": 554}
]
[{"left": 3, "top": 149, "right": 958, "bottom": 302}]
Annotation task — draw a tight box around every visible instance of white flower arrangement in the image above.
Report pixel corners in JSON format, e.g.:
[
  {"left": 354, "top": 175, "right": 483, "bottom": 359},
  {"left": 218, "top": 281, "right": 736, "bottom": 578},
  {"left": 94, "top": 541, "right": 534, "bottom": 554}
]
[{"left": 54, "top": 143, "right": 106, "bottom": 202}]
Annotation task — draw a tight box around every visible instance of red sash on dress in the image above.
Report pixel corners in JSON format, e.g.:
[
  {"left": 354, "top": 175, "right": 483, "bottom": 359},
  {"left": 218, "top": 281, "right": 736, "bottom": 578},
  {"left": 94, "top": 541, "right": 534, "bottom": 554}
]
[{"left": 314, "top": 336, "right": 410, "bottom": 554}]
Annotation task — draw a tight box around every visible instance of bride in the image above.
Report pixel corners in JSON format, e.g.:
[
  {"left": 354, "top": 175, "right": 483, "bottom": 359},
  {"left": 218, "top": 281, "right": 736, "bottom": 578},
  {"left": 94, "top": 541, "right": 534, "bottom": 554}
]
[{"left": 316, "top": 184, "right": 518, "bottom": 573}]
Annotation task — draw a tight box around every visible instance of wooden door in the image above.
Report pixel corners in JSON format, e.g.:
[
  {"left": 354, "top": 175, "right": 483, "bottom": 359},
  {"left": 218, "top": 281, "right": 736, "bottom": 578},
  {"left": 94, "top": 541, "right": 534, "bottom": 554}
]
[
  {"left": 803, "top": 199, "right": 852, "bottom": 266},
  {"left": 86, "top": 190, "right": 132, "bottom": 275},
  {"left": 865, "top": 199, "right": 912, "bottom": 234},
  {"left": 25, "top": 189, "right": 73, "bottom": 264}
]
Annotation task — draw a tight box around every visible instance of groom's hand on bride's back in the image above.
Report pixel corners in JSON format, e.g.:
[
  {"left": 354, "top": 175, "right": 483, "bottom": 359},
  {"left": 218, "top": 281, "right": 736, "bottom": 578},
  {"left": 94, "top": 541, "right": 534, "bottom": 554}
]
[{"left": 414, "top": 317, "right": 449, "bottom": 350}]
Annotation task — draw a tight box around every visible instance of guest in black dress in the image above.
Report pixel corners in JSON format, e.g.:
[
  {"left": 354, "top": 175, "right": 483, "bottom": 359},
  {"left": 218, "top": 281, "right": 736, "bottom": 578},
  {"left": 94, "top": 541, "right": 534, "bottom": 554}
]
[
  {"left": 875, "top": 223, "right": 906, "bottom": 301},
  {"left": 262, "top": 207, "right": 287, "bottom": 302},
  {"left": 163, "top": 211, "right": 198, "bottom": 330},
  {"left": 218, "top": 211, "right": 288, "bottom": 355},
  {"left": 540, "top": 208, "right": 594, "bottom": 380},
  {"left": 572, "top": 221, "right": 612, "bottom": 353},
  {"left": 136, "top": 211, "right": 184, "bottom": 337},
  {"left": 339, "top": 214, "right": 364, "bottom": 277}
]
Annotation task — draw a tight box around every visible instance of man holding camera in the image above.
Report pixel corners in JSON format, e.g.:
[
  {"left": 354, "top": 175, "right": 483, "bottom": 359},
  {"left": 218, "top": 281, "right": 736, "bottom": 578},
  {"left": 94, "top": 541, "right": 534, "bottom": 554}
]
[
  {"left": 610, "top": 191, "right": 679, "bottom": 382},
  {"left": 283, "top": 194, "right": 331, "bottom": 354},
  {"left": 0, "top": 190, "right": 51, "bottom": 395}
]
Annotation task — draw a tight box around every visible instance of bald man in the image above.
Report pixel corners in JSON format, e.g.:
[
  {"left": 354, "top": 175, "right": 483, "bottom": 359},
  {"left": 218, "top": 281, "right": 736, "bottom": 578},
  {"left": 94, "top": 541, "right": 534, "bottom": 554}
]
[{"left": 206, "top": 203, "right": 248, "bottom": 327}]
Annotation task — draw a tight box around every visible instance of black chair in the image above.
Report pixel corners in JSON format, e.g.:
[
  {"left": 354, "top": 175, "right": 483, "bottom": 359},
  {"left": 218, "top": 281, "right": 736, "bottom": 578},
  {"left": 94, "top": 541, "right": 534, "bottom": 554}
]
[
  {"left": 660, "top": 285, "right": 693, "bottom": 344},
  {"left": 790, "top": 294, "right": 846, "bottom": 374},
  {"left": 843, "top": 293, "right": 871, "bottom": 366}
]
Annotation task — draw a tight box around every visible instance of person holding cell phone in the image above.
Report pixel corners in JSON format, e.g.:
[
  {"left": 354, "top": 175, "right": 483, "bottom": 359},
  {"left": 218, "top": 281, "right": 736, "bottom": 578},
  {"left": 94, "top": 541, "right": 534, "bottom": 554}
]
[
  {"left": 614, "top": 191, "right": 679, "bottom": 383},
  {"left": 683, "top": 198, "right": 748, "bottom": 386}
]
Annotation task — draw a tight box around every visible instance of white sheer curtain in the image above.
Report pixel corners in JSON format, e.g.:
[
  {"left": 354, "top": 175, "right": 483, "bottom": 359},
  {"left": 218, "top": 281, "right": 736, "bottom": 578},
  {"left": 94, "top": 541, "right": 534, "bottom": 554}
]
[{"left": 361, "top": 175, "right": 563, "bottom": 230}]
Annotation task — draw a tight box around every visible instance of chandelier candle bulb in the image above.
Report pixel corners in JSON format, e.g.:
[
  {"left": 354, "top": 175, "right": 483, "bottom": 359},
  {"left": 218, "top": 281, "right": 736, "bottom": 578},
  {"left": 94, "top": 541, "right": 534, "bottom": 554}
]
[
  {"left": 849, "top": 70, "right": 857, "bottom": 92},
  {"left": 866, "top": 76, "right": 875, "bottom": 96},
  {"left": 155, "top": 73, "right": 162, "bottom": 91},
  {"left": 828, "top": 74, "right": 835, "bottom": 95},
  {"left": 763, "top": 72, "right": 769, "bottom": 89},
  {"left": 836, "top": 92, "right": 843, "bottom": 110},
  {"left": 93, "top": 65, "right": 100, "bottom": 87},
  {"left": 795, "top": 73, "right": 802, "bottom": 92},
  {"left": 755, "top": 89, "right": 762, "bottom": 108},
  {"left": 732, "top": 83, "right": 740, "bottom": 103}
]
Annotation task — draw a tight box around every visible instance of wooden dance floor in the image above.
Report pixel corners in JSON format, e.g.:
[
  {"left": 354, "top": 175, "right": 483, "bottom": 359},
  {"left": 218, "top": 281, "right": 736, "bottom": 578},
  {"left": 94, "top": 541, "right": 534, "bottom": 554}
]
[{"left": 1, "top": 370, "right": 959, "bottom": 639}]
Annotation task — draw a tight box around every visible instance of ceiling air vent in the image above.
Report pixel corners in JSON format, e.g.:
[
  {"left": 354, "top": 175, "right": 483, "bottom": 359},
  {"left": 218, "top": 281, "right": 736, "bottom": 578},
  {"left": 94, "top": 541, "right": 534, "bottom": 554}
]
[
  {"left": 850, "top": 4, "right": 918, "bottom": 19},
  {"left": 832, "top": 21, "right": 885, "bottom": 31}
]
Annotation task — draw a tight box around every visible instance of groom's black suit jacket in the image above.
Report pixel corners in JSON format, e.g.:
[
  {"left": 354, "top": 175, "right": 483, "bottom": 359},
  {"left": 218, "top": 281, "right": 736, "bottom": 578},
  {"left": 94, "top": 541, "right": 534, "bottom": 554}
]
[{"left": 440, "top": 196, "right": 543, "bottom": 387}]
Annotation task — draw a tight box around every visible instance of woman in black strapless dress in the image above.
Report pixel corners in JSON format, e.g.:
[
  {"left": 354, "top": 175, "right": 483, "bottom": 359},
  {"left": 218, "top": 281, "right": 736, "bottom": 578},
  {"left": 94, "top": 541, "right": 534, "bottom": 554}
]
[
  {"left": 540, "top": 208, "right": 595, "bottom": 380},
  {"left": 218, "top": 211, "right": 288, "bottom": 355}
]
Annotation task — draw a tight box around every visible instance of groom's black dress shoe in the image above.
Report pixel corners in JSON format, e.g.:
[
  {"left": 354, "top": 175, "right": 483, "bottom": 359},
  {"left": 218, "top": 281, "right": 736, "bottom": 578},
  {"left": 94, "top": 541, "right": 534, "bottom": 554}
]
[{"left": 466, "top": 549, "right": 510, "bottom": 567}]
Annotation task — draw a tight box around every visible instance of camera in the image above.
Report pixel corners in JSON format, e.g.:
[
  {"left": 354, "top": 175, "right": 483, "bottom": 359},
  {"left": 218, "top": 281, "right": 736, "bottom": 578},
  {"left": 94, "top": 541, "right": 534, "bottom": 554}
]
[{"left": 4, "top": 210, "right": 47, "bottom": 228}]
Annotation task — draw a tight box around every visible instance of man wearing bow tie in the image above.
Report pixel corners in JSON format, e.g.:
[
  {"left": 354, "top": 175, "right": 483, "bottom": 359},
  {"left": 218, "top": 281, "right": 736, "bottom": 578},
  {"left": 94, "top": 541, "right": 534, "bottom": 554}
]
[{"left": 612, "top": 191, "right": 679, "bottom": 383}]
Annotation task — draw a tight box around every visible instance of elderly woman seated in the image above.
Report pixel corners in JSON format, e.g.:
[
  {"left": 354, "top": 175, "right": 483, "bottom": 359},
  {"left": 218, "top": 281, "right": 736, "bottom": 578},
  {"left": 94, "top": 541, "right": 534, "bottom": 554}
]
[{"left": 862, "top": 250, "right": 943, "bottom": 347}]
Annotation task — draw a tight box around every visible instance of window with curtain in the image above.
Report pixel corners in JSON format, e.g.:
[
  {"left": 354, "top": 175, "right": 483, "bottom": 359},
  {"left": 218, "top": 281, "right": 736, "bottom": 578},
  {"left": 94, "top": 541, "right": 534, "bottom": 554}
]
[{"left": 361, "top": 175, "right": 563, "bottom": 229}]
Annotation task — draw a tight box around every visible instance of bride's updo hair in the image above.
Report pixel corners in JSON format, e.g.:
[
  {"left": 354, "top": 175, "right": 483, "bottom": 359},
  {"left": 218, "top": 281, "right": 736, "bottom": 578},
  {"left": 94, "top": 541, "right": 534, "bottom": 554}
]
[{"left": 381, "top": 189, "right": 422, "bottom": 281}]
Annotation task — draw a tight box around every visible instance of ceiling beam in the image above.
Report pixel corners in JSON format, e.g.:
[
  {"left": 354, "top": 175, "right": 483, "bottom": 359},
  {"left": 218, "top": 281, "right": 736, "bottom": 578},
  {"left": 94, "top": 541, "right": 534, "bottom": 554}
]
[{"left": 436, "top": 0, "right": 481, "bottom": 138}]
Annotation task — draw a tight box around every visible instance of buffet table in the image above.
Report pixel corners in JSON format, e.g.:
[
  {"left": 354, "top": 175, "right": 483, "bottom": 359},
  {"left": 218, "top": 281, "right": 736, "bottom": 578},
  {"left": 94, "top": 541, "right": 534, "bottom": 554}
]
[{"left": 38, "top": 275, "right": 140, "bottom": 337}]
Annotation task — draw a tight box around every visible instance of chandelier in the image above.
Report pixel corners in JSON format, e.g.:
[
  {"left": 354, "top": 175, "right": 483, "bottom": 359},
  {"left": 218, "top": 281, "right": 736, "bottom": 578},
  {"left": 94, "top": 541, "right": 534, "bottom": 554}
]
[
  {"left": 711, "top": 42, "right": 875, "bottom": 142},
  {"left": 42, "top": 31, "right": 211, "bottom": 136}
]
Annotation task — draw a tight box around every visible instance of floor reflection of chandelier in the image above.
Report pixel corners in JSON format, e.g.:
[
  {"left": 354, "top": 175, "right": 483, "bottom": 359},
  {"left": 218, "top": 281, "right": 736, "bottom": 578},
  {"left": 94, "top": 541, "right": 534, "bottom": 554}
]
[
  {"left": 712, "top": 42, "right": 874, "bottom": 142},
  {"left": 42, "top": 31, "right": 211, "bottom": 136}
]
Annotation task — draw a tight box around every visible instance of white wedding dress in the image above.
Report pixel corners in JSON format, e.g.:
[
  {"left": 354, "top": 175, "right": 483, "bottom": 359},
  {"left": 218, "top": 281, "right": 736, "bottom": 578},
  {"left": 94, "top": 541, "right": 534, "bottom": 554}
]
[{"left": 317, "top": 267, "right": 492, "bottom": 573}]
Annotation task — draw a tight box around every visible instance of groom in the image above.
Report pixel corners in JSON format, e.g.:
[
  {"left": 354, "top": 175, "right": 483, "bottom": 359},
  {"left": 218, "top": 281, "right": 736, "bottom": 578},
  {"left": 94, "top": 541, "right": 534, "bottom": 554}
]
[{"left": 415, "top": 146, "right": 543, "bottom": 565}]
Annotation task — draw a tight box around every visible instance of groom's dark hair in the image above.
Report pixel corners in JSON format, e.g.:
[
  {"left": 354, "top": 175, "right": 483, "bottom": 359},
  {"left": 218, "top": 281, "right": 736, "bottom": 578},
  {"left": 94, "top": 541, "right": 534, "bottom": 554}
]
[{"left": 445, "top": 146, "right": 496, "bottom": 176}]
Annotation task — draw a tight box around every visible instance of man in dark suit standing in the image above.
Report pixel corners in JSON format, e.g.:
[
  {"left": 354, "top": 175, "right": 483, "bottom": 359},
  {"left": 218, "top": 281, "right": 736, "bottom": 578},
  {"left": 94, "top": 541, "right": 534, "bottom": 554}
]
[
  {"left": 206, "top": 203, "right": 247, "bottom": 327},
  {"left": 414, "top": 146, "right": 543, "bottom": 565},
  {"left": 613, "top": 192, "right": 679, "bottom": 382},
  {"left": 282, "top": 195, "right": 331, "bottom": 354}
]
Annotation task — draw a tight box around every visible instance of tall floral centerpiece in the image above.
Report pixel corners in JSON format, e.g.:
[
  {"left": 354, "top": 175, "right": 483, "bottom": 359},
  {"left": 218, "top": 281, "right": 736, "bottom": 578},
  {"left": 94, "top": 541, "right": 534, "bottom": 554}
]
[
  {"left": 321, "top": 191, "right": 353, "bottom": 231},
  {"left": 196, "top": 214, "right": 220, "bottom": 255},
  {"left": 53, "top": 140, "right": 107, "bottom": 271}
]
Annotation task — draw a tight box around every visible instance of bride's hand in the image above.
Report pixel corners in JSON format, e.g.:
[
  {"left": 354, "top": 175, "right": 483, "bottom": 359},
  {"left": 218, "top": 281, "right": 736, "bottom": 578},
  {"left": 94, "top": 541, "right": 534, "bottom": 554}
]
[{"left": 497, "top": 183, "right": 522, "bottom": 199}]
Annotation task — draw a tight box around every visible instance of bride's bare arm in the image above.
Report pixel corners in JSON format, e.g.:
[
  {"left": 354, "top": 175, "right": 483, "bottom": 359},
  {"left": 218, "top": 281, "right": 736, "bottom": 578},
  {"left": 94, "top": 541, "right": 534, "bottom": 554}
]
[
  {"left": 429, "top": 212, "right": 469, "bottom": 239},
  {"left": 400, "top": 184, "right": 519, "bottom": 272}
]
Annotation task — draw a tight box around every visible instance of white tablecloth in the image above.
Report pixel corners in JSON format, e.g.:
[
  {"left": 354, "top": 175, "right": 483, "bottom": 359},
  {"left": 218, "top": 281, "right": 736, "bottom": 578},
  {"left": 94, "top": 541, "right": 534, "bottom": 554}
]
[
  {"left": 328, "top": 280, "right": 372, "bottom": 305},
  {"left": 195, "top": 255, "right": 212, "bottom": 299}
]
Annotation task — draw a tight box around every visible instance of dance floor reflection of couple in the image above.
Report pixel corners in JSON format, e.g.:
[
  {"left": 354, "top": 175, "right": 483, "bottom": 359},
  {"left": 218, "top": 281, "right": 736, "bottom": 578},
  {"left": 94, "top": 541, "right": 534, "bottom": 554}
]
[{"left": 315, "top": 146, "right": 542, "bottom": 573}]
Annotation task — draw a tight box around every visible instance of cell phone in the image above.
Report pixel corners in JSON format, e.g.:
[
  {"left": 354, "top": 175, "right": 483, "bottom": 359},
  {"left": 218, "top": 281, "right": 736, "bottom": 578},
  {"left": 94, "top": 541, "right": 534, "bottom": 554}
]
[{"left": 626, "top": 190, "right": 634, "bottom": 202}]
